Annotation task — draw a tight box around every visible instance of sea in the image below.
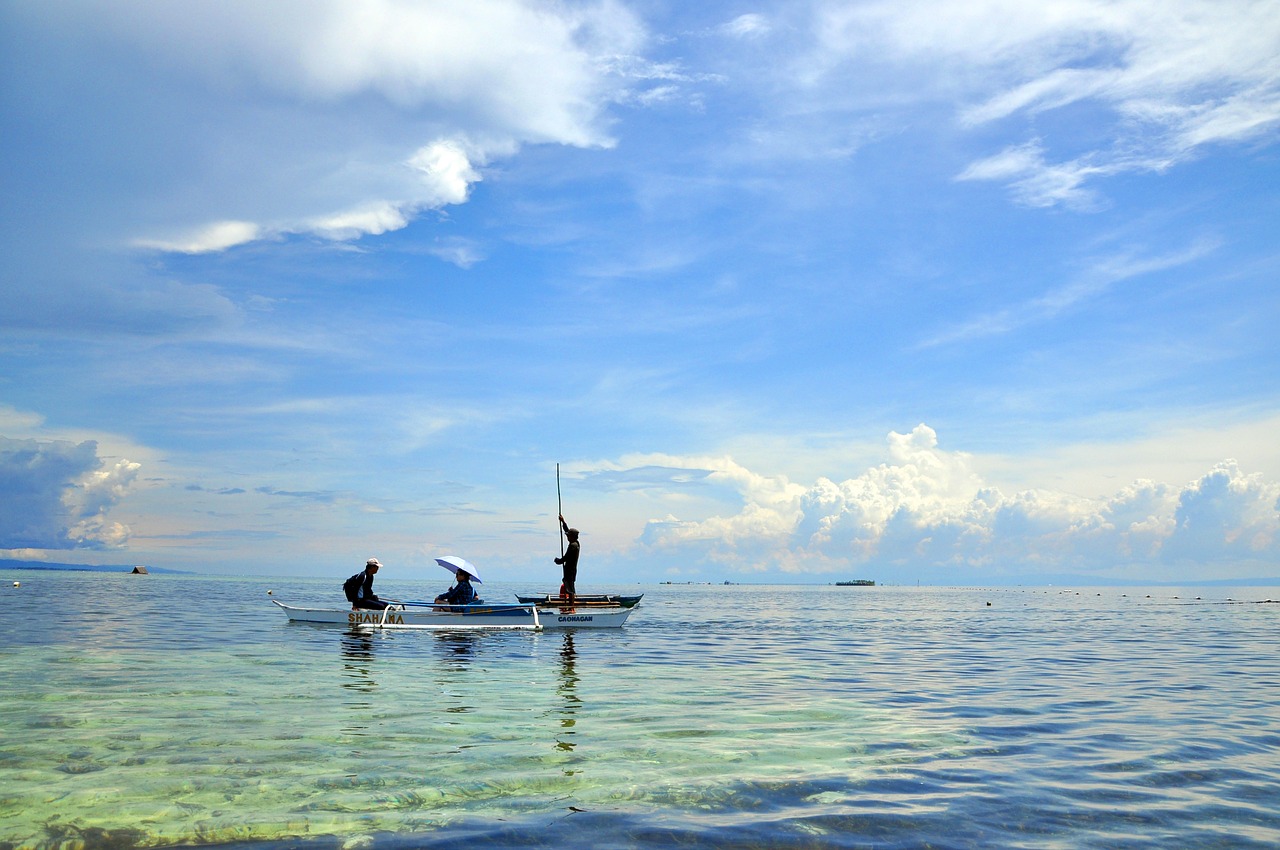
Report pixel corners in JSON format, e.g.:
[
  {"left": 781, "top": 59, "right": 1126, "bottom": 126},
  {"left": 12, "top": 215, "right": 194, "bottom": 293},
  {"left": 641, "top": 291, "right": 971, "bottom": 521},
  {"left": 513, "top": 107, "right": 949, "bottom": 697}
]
[{"left": 2, "top": 571, "right": 1278, "bottom": 850}]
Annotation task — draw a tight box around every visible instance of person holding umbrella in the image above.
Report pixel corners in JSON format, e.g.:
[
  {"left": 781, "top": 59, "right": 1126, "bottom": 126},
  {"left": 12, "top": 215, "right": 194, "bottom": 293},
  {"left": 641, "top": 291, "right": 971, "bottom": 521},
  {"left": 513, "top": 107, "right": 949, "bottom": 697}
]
[
  {"left": 434, "top": 556, "right": 483, "bottom": 605},
  {"left": 554, "top": 514, "right": 580, "bottom": 607}
]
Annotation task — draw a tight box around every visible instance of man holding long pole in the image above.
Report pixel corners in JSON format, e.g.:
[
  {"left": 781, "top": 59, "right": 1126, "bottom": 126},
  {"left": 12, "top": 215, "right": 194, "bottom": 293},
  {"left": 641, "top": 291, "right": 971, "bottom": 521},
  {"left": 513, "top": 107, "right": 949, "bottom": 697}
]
[{"left": 554, "top": 513, "right": 580, "bottom": 609}]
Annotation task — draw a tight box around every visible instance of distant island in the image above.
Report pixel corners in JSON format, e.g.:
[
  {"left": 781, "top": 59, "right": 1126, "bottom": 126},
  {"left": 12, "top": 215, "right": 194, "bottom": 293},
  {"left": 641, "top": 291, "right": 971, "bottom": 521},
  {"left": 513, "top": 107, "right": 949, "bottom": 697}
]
[
  {"left": 835, "top": 579, "right": 876, "bottom": 586},
  {"left": 0, "top": 559, "right": 189, "bottom": 575}
]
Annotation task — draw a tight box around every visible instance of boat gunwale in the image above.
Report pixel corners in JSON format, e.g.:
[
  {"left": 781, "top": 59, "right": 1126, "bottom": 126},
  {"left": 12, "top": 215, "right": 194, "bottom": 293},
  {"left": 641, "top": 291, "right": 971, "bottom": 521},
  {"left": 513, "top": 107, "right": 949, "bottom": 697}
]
[{"left": 270, "top": 598, "right": 633, "bottom": 629}]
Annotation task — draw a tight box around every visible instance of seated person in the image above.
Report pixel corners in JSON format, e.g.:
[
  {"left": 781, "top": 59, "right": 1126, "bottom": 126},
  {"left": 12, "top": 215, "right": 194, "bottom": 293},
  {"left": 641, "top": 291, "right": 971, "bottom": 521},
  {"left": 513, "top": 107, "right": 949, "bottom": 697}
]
[
  {"left": 344, "top": 558, "right": 389, "bottom": 610},
  {"left": 434, "top": 569, "right": 481, "bottom": 605}
]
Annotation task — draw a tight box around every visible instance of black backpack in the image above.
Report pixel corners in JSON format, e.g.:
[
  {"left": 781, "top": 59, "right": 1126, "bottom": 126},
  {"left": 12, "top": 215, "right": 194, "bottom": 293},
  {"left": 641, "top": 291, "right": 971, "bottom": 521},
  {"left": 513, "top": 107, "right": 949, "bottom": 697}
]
[{"left": 343, "top": 572, "right": 363, "bottom": 603}]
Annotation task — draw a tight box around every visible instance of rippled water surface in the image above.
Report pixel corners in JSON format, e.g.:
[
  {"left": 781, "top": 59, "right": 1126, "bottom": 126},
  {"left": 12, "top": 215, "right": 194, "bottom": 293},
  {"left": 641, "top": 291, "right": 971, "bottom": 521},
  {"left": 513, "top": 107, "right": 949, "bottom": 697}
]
[{"left": 2, "top": 572, "right": 1278, "bottom": 849}]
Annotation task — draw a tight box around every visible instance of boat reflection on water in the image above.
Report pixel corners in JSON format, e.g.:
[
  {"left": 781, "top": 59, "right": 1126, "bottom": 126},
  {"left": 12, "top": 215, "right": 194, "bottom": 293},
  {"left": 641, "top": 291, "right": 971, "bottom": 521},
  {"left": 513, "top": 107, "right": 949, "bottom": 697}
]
[
  {"left": 339, "top": 628, "right": 379, "bottom": 693},
  {"left": 334, "top": 627, "right": 584, "bottom": 748},
  {"left": 339, "top": 628, "right": 382, "bottom": 737},
  {"left": 555, "top": 632, "right": 580, "bottom": 756},
  {"left": 434, "top": 630, "right": 481, "bottom": 670}
]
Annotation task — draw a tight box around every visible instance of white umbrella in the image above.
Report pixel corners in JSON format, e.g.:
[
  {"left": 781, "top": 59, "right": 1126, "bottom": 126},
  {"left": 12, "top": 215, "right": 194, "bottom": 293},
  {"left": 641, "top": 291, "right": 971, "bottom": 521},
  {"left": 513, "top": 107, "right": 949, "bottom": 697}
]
[{"left": 435, "top": 555, "right": 483, "bottom": 584}]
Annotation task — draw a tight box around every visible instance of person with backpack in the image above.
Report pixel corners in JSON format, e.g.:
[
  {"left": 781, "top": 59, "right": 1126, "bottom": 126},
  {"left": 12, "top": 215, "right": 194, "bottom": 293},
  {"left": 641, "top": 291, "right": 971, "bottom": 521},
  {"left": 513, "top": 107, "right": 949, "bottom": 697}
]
[{"left": 344, "top": 558, "right": 389, "bottom": 610}]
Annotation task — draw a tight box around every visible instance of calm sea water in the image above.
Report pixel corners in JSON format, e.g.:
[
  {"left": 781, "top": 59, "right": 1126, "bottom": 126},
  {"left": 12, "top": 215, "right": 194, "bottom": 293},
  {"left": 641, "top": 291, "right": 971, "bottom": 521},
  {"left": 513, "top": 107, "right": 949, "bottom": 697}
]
[{"left": 2, "top": 572, "right": 1278, "bottom": 850}]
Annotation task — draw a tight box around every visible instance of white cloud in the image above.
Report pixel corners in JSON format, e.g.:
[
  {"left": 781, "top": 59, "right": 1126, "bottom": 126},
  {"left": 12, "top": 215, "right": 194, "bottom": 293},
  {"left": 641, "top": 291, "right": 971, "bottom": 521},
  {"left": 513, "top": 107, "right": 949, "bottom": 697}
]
[
  {"left": 295, "top": 138, "right": 486, "bottom": 243},
  {"left": 15, "top": 1, "right": 646, "bottom": 254},
  {"left": 955, "top": 141, "right": 1108, "bottom": 209},
  {"left": 132, "top": 139, "right": 491, "bottom": 251},
  {"left": 306, "top": 202, "right": 412, "bottom": 243},
  {"left": 0, "top": 406, "right": 45, "bottom": 433},
  {"left": 808, "top": 0, "right": 1280, "bottom": 206},
  {"left": 627, "top": 424, "right": 1280, "bottom": 578},
  {"left": 0, "top": 437, "right": 140, "bottom": 550},
  {"left": 722, "top": 14, "right": 772, "bottom": 39},
  {"left": 1167, "top": 461, "right": 1280, "bottom": 561},
  {"left": 424, "top": 237, "right": 486, "bottom": 269},
  {"left": 306, "top": 138, "right": 488, "bottom": 241},
  {"left": 919, "top": 238, "right": 1218, "bottom": 347},
  {"left": 134, "top": 221, "right": 263, "bottom": 254},
  {"left": 407, "top": 141, "right": 487, "bottom": 205},
  {"left": 974, "top": 412, "right": 1280, "bottom": 500},
  {"left": 81, "top": 0, "right": 641, "bottom": 144}
]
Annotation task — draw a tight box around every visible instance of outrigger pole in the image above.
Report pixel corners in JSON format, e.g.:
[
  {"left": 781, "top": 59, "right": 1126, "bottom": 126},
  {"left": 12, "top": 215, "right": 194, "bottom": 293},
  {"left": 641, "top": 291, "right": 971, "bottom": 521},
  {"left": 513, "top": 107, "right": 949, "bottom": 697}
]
[{"left": 557, "top": 462, "right": 564, "bottom": 559}]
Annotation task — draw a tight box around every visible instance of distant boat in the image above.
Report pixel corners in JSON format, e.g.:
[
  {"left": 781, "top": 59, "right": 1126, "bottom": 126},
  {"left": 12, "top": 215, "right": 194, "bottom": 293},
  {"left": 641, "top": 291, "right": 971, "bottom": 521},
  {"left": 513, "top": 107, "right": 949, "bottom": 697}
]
[{"left": 835, "top": 579, "right": 875, "bottom": 586}]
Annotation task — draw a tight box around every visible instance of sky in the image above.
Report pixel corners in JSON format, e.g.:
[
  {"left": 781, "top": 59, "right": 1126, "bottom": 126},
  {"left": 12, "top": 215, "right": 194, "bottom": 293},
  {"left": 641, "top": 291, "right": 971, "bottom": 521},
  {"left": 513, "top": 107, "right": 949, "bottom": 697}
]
[{"left": 2, "top": 0, "right": 1279, "bottom": 586}]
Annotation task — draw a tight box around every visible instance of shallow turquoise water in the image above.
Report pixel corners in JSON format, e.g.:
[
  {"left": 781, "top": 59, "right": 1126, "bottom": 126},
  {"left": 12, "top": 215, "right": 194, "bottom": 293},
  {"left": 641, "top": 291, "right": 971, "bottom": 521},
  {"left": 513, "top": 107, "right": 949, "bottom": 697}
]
[{"left": 2, "top": 572, "right": 1278, "bottom": 849}]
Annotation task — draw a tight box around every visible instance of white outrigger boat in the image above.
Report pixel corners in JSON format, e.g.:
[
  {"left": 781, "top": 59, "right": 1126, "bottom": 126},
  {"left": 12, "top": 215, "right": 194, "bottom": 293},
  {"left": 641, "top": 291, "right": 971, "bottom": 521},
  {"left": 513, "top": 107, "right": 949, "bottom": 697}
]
[{"left": 272, "top": 599, "right": 635, "bottom": 630}]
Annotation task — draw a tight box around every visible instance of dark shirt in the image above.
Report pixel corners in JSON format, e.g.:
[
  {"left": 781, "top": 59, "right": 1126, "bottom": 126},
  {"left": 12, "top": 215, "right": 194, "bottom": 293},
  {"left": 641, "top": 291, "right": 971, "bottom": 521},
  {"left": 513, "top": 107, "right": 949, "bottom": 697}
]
[
  {"left": 438, "top": 580, "right": 479, "bottom": 605},
  {"left": 557, "top": 540, "right": 580, "bottom": 579},
  {"left": 345, "top": 570, "right": 379, "bottom": 604}
]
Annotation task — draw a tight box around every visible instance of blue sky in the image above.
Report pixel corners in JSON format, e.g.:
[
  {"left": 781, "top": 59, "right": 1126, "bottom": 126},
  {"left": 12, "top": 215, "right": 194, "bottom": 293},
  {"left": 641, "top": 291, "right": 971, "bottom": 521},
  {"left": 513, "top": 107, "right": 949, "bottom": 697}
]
[{"left": 3, "top": 0, "right": 1278, "bottom": 585}]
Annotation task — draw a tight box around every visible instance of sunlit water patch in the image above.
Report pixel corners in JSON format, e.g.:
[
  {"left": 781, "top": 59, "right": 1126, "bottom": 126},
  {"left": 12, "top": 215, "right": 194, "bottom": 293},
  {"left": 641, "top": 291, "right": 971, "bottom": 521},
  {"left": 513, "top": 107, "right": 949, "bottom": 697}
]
[{"left": 2, "top": 574, "right": 1278, "bottom": 849}]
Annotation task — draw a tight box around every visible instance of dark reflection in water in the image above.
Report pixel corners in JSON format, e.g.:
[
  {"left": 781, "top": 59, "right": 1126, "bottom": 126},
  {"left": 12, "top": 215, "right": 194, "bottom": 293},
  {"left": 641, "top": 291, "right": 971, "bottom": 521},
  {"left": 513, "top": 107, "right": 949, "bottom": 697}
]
[
  {"left": 554, "top": 632, "right": 580, "bottom": 756},
  {"left": 338, "top": 628, "right": 381, "bottom": 736},
  {"left": 339, "top": 629, "right": 379, "bottom": 692},
  {"left": 433, "top": 630, "right": 481, "bottom": 670}
]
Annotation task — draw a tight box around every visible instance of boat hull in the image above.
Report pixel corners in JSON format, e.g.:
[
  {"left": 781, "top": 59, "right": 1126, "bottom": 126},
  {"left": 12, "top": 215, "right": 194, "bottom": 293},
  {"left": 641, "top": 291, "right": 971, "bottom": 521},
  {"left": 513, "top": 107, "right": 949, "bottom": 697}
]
[
  {"left": 273, "top": 600, "right": 633, "bottom": 630},
  {"left": 515, "top": 593, "right": 643, "bottom": 608}
]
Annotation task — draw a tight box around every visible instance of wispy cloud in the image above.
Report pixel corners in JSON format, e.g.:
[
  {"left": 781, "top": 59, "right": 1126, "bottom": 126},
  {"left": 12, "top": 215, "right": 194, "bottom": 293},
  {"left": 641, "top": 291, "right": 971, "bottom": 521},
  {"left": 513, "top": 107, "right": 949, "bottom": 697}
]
[
  {"left": 955, "top": 141, "right": 1112, "bottom": 209},
  {"left": 134, "top": 221, "right": 264, "bottom": 254},
  {"left": 721, "top": 13, "right": 772, "bottom": 40},
  {"left": 133, "top": 138, "right": 496, "bottom": 252},
  {"left": 806, "top": 0, "right": 1280, "bottom": 205},
  {"left": 918, "top": 239, "right": 1220, "bottom": 348}
]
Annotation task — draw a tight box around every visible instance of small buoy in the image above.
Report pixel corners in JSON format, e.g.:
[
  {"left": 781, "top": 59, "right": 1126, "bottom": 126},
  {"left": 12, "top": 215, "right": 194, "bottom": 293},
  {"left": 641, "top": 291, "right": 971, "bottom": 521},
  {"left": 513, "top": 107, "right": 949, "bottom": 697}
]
[
  {"left": 267, "top": 590, "right": 273, "bottom": 595},
  {"left": 12, "top": 581, "right": 18, "bottom": 588},
  {"left": 986, "top": 601, "right": 992, "bottom": 606}
]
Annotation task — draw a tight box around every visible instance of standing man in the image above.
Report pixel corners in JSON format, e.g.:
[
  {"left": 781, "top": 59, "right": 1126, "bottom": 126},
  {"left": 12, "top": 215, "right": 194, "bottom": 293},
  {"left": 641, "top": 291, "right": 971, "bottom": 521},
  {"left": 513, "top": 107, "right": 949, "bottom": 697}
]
[
  {"left": 554, "top": 515, "right": 580, "bottom": 607},
  {"left": 344, "top": 558, "right": 388, "bottom": 610}
]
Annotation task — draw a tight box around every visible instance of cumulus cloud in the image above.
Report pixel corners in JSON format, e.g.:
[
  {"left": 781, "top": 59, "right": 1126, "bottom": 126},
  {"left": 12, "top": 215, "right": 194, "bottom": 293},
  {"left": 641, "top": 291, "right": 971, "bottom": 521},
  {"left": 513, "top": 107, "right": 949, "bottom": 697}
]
[
  {"left": 0, "top": 437, "right": 140, "bottom": 550},
  {"left": 808, "top": 0, "right": 1280, "bottom": 206},
  {"left": 1168, "top": 461, "right": 1280, "bottom": 561},
  {"left": 74, "top": 0, "right": 641, "bottom": 142},
  {"left": 629, "top": 424, "right": 1280, "bottom": 577}
]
